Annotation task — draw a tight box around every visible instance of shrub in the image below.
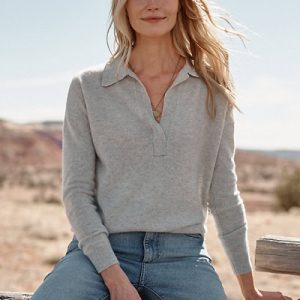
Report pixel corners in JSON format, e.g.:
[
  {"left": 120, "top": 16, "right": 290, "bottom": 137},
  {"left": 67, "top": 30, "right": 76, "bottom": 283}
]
[
  {"left": 32, "top": 188, "right": 61, "bottom": 205},
  {"left": 273, "top": 166, "right": 300, "bottom": 211}
]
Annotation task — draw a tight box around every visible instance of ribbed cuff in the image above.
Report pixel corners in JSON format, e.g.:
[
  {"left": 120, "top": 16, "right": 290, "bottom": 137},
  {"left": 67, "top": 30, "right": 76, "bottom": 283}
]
[
  {"left": 219, "top": 224, "right": 253, "bottom": 275},
  {"left": 77, "top": 233, "right": 120, "bottom": 274}
]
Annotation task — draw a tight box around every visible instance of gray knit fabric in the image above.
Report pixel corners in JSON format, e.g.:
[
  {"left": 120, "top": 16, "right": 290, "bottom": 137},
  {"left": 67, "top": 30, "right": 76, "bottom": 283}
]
[{"left": 61, "top": 56, "right": 253, "bottom": 275}]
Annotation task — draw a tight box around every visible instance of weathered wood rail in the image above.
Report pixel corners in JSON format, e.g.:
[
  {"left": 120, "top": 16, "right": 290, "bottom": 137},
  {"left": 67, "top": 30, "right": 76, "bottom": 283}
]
[
  {"left": 1, "top": 235, "right": 299, "bottom": 299},
  {"left": 0, "top": 291, "right": 32, "bottom": 299},
  {"left": 255, "top": 234, "right": 300, "bottom": 275}
]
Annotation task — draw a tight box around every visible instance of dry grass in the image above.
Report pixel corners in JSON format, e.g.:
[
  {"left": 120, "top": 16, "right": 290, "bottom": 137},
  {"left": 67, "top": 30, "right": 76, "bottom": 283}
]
[{"left": 0, "top": 166, "right": 299, "bottom": 299}]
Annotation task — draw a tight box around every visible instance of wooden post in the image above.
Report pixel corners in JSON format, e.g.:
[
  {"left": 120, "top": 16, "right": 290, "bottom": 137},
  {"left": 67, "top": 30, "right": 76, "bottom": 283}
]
[
  {"left": 255, "top": 235, "right": 300, "bottom": 275},
  {"left": 0, "top": 291, "right": 33, "bottom": 299}
]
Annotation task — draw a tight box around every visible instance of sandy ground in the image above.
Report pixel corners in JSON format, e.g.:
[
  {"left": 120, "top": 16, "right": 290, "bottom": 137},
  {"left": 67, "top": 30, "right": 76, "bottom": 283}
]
[{"left": 0, "top": 185, "right": 299, "bottom": 299}]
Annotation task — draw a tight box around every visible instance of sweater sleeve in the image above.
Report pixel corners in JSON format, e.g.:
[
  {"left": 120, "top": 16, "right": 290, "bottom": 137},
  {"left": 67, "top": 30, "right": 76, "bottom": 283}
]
[
  {"left": 208, "top": 104, "right": 253, "bottom": 275},
  {"left": 61, "top": 75, "right": 120, "bottom": 274}
]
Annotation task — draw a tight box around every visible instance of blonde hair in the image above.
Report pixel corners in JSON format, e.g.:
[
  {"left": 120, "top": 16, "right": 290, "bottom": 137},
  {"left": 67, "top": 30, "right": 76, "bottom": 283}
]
[{"left": 106, "top": 0, "right": 248, "bottom": 120}]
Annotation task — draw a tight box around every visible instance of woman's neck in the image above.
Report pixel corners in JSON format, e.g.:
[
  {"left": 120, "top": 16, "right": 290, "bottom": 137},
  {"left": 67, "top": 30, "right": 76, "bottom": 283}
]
[{"left": 129, "top": 34, "right": 183, "bottom": 78}]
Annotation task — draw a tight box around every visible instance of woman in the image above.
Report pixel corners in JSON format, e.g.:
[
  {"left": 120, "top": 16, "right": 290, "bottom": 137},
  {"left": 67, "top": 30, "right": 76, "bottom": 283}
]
[{"left": 31, "top": 1, "right": 292, "bottom": 299}]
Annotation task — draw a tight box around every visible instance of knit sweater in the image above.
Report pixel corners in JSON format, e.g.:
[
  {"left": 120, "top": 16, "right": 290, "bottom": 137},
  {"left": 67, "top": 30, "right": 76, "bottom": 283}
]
[{"left": 61, "top": 56, "right": 253, "bottom": 275}]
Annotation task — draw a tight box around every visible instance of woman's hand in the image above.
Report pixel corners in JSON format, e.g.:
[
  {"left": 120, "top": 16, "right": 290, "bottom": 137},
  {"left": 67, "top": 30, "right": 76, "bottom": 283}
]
[
  {"left": 100, "top": 263, "right": 142, "bottom": 300},
  {"left": 107, "top": 281, "right": 142, "bottom": 300},
  {"left": 237, "top": 272, "right": 293, "bottom": 300},
  {"left": 244, "top": 287, "right": 293, "bottom": 300}
]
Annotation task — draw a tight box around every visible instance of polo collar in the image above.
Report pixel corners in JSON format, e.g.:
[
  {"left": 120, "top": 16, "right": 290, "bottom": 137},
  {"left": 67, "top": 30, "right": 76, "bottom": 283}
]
[{"left": 101, "top": 56, "right": 199, "bottom": 87}]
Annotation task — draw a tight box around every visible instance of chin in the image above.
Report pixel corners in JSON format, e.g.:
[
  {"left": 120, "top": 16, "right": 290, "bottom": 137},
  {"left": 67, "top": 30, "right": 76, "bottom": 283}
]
[{"left": 137, "top": 29, "right": 172, "bottom": 38}]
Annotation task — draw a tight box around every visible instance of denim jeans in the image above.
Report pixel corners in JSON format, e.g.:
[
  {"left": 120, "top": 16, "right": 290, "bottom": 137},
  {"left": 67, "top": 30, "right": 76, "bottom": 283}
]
[{"left": 31, "top": 232, "right": 228, "bottom": 299}]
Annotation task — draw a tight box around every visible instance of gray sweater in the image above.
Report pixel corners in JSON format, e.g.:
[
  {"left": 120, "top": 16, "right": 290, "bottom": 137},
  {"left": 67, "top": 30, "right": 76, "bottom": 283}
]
[{"left": 62, "top": 56, "right": 253, "bottom": 275}]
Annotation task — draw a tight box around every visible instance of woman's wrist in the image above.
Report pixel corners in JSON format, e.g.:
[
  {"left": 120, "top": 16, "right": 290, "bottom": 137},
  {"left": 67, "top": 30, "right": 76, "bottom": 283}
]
[
  {"left": 236, "top": 271, "right": 258, "bottom": 299},
  {"left": 100, "top": 263, "right": 130, "bottom": 289},
  {"left": 242, "top": 287, "right": 263, "bottom": 300}
]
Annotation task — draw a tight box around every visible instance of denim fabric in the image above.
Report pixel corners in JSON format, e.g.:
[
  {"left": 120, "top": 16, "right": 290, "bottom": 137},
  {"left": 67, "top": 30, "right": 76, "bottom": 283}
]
[{"left": 31, "top": 232, "right": 228, "bottom": 300}]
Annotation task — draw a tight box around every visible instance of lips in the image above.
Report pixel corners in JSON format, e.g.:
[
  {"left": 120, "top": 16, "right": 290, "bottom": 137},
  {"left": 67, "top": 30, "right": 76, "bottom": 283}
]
[{"left": 142, "top": 17, "right": 166, "bottom": 20}]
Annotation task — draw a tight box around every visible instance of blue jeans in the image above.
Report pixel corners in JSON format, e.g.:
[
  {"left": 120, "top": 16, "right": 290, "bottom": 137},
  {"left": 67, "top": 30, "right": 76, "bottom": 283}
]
[{"left": 31, "top": 232, "right": 228, "bottom": 299}]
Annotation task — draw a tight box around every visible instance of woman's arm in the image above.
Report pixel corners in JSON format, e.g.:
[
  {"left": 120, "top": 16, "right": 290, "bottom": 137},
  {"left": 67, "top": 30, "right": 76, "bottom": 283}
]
[
  {"left": 237, "top": 271, "right": 258, "bottom": 298},
  {"left": 62, "top": 74, "right": 119, "bottom": 274},
  {"left": 208, "top": 102, "right": 293, "bottom": 300},
  {"left": 208, "top": 102, "right": 253, "bottom": 276}
]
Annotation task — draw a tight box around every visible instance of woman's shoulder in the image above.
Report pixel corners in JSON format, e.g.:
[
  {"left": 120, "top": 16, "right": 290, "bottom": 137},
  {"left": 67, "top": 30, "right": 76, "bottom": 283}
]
[
  {"left": 70, "top": 57, "right": 126, "bottom": 88},
  {"left": 71, "top": 61, "right": 107, "bottom": 84}
]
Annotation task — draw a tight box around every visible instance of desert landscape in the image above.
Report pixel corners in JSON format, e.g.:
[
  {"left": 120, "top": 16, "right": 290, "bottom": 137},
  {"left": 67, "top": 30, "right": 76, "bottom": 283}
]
[{"left": 0, "top": 118, "right": 299, "bottom": 299}]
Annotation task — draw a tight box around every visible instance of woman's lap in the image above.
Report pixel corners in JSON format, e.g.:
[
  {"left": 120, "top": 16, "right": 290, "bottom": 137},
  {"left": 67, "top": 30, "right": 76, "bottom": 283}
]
[
  {"left": 31, "top": 232, "right": 228, "bottom": 300},
  {"left": 31, "top": 239, "right": 111, "bottom": 300}
]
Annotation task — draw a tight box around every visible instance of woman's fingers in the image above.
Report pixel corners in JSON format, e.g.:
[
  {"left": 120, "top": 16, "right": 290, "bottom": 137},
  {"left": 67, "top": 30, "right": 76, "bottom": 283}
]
[{"left": 260, "top": 290, "right": 294, "bottom": 299}]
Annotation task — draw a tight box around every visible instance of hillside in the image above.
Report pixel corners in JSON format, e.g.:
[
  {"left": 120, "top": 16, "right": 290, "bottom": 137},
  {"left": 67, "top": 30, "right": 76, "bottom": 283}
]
[{"left": 0, "top": 118, "right": 62, "bottom": 169}]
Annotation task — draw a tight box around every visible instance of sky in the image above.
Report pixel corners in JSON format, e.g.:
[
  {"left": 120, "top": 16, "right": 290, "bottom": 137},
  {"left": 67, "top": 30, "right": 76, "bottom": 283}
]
[{"left": 0, "top": 0, "right": 299, "bottom": 150}]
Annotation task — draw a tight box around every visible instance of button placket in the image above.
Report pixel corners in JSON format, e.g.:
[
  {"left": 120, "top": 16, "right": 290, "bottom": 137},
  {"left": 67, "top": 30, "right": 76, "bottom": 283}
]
[
  {"left": 133, "top": 80, "right": 168, "bottom": 156},
  {"left": 129, "top": 62, "right": 192, "bottom": 157}
]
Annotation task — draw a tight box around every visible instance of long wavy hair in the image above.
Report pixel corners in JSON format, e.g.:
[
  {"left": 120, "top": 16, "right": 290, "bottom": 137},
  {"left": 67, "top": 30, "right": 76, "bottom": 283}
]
[{"left": 106, "top": 0, "right": 248, "bottom": 120}]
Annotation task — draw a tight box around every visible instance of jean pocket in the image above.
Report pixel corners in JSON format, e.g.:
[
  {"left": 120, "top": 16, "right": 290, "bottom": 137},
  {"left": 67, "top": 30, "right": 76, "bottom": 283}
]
[{"left": 65, "top": 238, "right": 79, "bottom": 255}]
